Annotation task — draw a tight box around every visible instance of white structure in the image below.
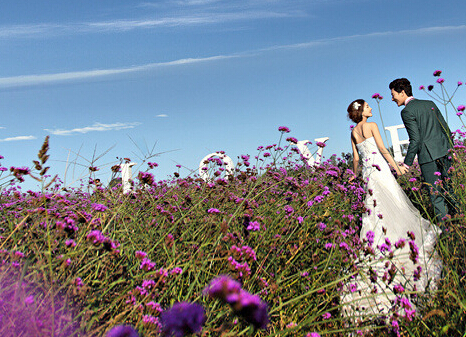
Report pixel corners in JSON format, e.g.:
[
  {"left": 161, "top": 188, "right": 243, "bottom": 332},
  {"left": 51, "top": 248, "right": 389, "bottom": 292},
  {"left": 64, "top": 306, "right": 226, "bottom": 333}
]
[
  {"left": 384, "top": 124, "right": 409, "bottom": 162},
  {"left": 295, "top": 137, "right": 330, "bottom": 167},
  {"left": 121, "top": 162, "right": 136, "bottom": 193},
  {"left": 199, "top": 152, "right": 234, "bottom": 182}
]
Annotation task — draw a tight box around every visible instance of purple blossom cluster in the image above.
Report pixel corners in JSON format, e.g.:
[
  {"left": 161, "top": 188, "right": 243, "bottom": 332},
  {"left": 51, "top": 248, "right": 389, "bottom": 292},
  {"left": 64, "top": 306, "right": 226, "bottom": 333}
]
[
  {"left": 204, "top": 275, "right": 269, "bottom": 329},
  {"left": 86, "top": 230, "right": 120, "bottom": 253}
]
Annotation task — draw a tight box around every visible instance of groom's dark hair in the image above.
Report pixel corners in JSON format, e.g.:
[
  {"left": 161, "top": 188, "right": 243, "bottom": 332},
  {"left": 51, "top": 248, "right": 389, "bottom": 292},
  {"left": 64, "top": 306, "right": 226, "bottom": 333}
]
[{"left": 389, "top": 78, "right": 413, "bottom": 96}]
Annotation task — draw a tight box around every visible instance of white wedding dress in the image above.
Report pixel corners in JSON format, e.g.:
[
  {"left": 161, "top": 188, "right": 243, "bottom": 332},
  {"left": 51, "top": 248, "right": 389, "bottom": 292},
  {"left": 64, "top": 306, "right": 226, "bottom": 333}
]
[{"left": 341, "top": 136, "right": 442, "bottom": 320}]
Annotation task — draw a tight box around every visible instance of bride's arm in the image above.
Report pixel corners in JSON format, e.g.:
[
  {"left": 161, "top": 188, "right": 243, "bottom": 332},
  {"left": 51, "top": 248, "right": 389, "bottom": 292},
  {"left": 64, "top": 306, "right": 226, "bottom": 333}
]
[
  {"left": 371, "top": 123, "right": 406, "bottom": 175},
  {"left": 350, "top": 134, "right": 359, "bottom": 177}
]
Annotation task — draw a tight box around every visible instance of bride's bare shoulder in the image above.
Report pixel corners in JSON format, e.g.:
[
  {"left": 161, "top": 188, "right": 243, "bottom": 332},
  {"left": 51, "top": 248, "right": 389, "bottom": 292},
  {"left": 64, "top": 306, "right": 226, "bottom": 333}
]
[{"left": 368, "top": 122, "right": 380, "bottom": 129}]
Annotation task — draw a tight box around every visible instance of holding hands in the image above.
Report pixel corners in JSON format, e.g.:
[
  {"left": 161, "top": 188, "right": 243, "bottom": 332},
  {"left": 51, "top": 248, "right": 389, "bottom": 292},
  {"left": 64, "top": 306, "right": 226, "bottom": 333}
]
[{"left": 396, "top": 162, "right": 409, "bottom": 175}]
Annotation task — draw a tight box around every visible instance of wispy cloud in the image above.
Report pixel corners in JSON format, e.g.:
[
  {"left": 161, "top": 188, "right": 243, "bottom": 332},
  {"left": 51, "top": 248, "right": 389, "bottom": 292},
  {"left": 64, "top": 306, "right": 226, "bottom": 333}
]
[
  {"left": 156, "top": 114, "right": 169, "bottom": 118},
  {"left": 0, "top": 6, "right": 297, "bottom": 38},
  {"left": 45, "top": 122, "right": 141, "bottom": 136},
  {"left": 0, "top": 135, "right": 36, "bottom": 142},
  {"left": 0, "top": 54, "right": 239, "bottom": 89},
  {"left": 1, "top": 24, "right": 464, "bottom": 89}
]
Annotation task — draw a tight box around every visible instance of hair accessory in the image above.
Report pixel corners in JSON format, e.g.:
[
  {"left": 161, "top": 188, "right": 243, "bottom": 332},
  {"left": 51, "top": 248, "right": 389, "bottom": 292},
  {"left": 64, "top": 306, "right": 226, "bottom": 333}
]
[{"left": 353, "top": 102, "right": 361, "bottom": 110}]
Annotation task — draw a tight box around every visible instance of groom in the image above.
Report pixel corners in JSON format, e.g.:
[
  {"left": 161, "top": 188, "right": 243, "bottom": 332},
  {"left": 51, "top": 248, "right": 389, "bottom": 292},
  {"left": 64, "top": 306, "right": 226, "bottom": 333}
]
[{"left": 389, "top": 78, "right": 457, "bottom": 222}]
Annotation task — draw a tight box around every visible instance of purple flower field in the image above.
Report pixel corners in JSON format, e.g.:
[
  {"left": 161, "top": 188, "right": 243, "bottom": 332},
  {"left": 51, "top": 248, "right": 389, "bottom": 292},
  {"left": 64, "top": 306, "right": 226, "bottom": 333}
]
[{"left": 1, "top": 73, "right": 466, "bottom": 336}]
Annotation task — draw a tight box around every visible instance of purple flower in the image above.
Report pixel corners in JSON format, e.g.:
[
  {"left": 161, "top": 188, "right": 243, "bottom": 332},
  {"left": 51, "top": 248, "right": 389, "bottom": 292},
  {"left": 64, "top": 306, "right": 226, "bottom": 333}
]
[
  {"left": 419, "top": 85, "right": 425, "bottom": 90},
  {"left": 278, "top": 126, "right": 291, "bottom": 133},
  {"left": 140, "top": 257, "right": 156, "bottom": 271},
  {"left": 204, "top": 276, "right": 269, "bottom": 329},
  {"left": 433, "top": 70, "right": 442, "bottom": 76},
  {"left": 263, "top": 152, "right": 271, "bottom": 158},
  {"left": 428, "top": 85, "right": 434, "bottom": 91},
  {"left": 409, "top": 240, "right": 419, "bottom": 263},
  {"left": 366, "top": 231, "right": 375, "bottom": 246},
  {"left": 314, "top": 195, "right": 324, "bottom": 203},
  {"left": 65, "top": 239, "right": 76, "bottom": 247},
  {"left": 286, "top": 137, "right": 298, "bottom": 144},
  {"left": 160, "top": 302, "right": 206, "bottom": 337},
  {"left": 457, "top": 105, "right": 465, "bottom": 112},
  {"left": 413, "top": 266, "right": 422, "bottom": 281},
  {"left": 204, "top": 275, "right": 242, "bottom": 300},
  {"left": 316, "top": 142, "right": 326, "bottom": 148},
  {"left": 322, "top": 312, "right": 331, "bottom": 319},
  {"left": 436, "top": 78, "right": 445, "bottom": 84},
  {"left": 135, "top": 250, "right": 147, "bottom": 260},
  {"left": 107, "top": 325, "right": 139, "bottom": 337},
  {"left": 458, "top": 81, "right": 463, "bottom": 86},
  {"left": 86, "top": 230, "right": 105, "bottom": 244},
  {"left": 317, "top": 222, "right": 326, "bottom": 231},
  {"left": 372, "top": 93, "right": 380, "bottom": 99},
  {"left": 91, "top": 203, "right": 108, "bottom": 212},
  {"left": 231, "top": 290, "right": 269, "bottom": 329},
  {"left": 246, "top": 221, "right": 261, "bottom": 231},
  {"left": 24, "top": 295, "right": 34, "bottom": 305},
  {"left": 404, "top": 308, "right": 416, "bottom": 321},
  {"left": 207, "top": 208, "right": 220, "bottom": 214},
  {"left": 391, "top": 320, "right": 400, "bottom": 335},
  {"left": 170, "top": 267, "right": 183, "bottom": 275},
  {"left": 395, "top": 238, "right": 406, "bottom": 249},
  {"left": 393, "top": 284, "right": 405, "bottom": 294},
  {"left": 284, "top": 205, "right": 294, "bottom": 215},
  {"left": 348, "top": 283, "right": 358, "bottom": 293}
]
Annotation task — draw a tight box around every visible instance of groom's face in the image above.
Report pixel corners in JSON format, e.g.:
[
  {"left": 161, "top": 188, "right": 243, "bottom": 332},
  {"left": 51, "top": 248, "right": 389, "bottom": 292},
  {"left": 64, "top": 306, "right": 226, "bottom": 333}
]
[{"left": 391, "top": 89, "right": 407, "bottom": 107}]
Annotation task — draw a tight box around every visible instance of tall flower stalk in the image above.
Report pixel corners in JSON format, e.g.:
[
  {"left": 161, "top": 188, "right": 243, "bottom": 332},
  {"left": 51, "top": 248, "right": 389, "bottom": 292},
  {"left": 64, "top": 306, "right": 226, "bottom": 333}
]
[
  {"left": 371, "top": 93, "right": 392, "bottom": 155},
  {"left": 419, "top": 70, "right": 465, "bottom": 127}
]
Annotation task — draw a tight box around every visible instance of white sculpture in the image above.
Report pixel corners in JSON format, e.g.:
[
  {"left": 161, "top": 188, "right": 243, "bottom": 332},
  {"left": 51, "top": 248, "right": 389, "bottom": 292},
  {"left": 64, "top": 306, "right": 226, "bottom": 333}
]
[
  {"left": 199, "top": 152, "right": 234, "bottom": 182},
  {"left": 384, "top": 124, "right": 409, "bottom": 162},
  {"left": 121, "top": 162, "right": 136, "bottom": 193},
  {"left": 295, "top": 137, "right": 329, "bottom": 167}
]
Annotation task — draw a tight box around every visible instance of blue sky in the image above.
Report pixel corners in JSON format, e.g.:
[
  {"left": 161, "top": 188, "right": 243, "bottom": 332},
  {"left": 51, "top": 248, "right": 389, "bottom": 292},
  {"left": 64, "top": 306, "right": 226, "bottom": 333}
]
[{"left": 1, "top": 0, "right": 466, "bottom": 190}]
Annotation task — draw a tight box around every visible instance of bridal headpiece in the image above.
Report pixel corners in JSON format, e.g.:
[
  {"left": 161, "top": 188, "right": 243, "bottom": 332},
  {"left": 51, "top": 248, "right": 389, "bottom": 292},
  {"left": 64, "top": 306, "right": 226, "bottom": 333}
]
[{"left": 352, "top": 102, "right": 361, "bottom": 110}]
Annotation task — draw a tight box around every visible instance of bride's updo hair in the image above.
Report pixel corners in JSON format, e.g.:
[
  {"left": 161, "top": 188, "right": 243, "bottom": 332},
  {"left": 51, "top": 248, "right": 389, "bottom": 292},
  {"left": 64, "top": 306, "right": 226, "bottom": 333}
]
[{"left": 347, "top": 99, "right": 365, "bottom": 123}]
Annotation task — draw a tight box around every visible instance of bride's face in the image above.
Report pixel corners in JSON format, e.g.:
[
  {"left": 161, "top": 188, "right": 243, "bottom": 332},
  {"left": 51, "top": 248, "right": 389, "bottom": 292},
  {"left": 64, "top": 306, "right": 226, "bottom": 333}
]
[{"left": 362, "top": 102, "right": 372, "bottom": 118}]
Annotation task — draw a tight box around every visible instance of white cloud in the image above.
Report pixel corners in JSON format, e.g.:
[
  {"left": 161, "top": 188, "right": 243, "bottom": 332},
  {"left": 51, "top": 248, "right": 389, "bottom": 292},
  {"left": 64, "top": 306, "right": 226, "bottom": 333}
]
[
  {"left": 156, "top": 114, "right": 169, "bottom": 118},
  {"left": 0, "top": 126, "right": 5, "bottom": 129},
  {"left": 0, "top": 24, "right": 464, "bottom": 89},
  {"left": 0, "top": 135, "right": 36, "bottom": 142},
  {"left": 0, "top": 8, "right": 296, "bottom": 38},
  {"left": 45, "top": 122, "right": 141, "bottom": 136},
  {"left": 0, "top": 54, "right": 238, "bottom": 88}
]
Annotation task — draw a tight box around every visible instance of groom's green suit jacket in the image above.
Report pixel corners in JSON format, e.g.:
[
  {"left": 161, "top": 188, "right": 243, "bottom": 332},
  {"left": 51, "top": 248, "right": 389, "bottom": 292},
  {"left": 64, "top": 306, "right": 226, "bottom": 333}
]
[{"left": 401, "top": 99, "right": 452, "bottom": 166}]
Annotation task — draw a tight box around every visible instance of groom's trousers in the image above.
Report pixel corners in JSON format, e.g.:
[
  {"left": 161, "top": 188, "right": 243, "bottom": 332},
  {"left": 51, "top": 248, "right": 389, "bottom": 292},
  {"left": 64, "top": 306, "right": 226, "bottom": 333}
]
[{"left": 420, "top": 155, "right": 457, "bottom": 221}]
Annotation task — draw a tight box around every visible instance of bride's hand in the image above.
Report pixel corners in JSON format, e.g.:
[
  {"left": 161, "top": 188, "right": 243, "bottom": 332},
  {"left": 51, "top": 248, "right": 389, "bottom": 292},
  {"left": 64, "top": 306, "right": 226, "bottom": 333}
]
[{"left": 397, "top": 165, "right": 408, "bottom": 175}]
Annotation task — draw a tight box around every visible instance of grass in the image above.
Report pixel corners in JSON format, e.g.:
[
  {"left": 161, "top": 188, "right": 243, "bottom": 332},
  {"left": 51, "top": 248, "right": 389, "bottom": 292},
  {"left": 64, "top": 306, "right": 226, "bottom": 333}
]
[{"left": 1, "top": 120, "right": 466, "bottom": 336}]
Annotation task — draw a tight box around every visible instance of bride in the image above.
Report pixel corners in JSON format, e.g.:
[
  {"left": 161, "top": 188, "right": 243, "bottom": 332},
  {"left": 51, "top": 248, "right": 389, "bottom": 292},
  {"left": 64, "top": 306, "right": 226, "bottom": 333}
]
[{"left": 341, "top": 99, "right": 442, "bottom": 322}]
